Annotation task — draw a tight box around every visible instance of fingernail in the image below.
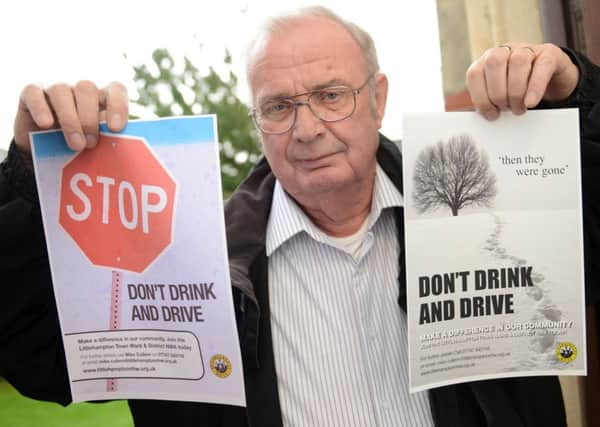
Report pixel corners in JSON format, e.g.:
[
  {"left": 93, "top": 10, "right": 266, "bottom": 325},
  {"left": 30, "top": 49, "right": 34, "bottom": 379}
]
[
  {"left": 525, "top": 91, "right": 537, "bottom": 107},
  {"left": 110, "top": 114, "right": 122, "bottom": 130},
  {"left": 70, "top": 132, "right": 84, "bottom": 149},
  {"left": 85, "top": 134, "right": 97, "bottom": 147},
  {"left": 484, "top": 110, "right": 499, "bottom": 121}
]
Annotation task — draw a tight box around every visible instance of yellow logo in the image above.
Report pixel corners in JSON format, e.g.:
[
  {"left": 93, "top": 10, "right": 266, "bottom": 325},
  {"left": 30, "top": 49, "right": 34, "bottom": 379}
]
[
  {"left": 556, "top": 342, "right": 577, "bottom": 363},
  {"left": 210, "top": 354, "right": 232, "bottom": 378}
]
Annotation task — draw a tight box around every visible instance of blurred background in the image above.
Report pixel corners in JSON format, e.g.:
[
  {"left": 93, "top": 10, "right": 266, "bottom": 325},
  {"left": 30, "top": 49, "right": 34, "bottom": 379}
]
[{"left": 1, "top": 0, "right": 599, "bottom": 426}]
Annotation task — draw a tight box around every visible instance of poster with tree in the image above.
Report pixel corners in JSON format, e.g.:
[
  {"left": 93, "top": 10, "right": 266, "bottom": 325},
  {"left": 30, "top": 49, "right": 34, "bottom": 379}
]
[{"left": 402, "top": 110, "right": 586, "bottom": 392}]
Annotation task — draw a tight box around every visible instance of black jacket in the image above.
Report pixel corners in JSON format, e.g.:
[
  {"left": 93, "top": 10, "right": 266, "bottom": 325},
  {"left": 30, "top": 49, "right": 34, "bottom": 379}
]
[{"left": 2, "top": 48, "right": 600, "bottom": 426}]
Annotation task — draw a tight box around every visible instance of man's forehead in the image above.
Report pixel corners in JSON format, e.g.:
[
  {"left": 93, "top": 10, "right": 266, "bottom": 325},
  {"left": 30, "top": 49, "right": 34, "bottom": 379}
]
[
  {"left": 248, "top": 16, "right": 367, "bottom": 97},
  {"left": 252, "top": 37, "right": 359, "bottom": 77}
]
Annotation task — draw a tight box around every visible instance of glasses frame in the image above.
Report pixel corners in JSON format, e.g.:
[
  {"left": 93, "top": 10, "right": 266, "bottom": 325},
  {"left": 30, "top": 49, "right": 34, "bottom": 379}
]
[{"left": 249, "top": 73, "right": 375, "bottom": 135}]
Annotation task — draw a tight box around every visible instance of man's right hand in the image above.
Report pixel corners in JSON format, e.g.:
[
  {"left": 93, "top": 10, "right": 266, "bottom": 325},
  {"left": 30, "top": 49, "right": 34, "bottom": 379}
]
[{"left": 14, "top": 81, "right": 129, "bottom": 155}]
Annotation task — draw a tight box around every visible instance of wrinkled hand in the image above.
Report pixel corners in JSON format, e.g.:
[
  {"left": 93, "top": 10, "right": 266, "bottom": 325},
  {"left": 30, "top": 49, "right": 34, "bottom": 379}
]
[
  {"left": 466, "top": 43, "right": 579, "bottom": 120},
  {"left": 14, "top": 81, "right": 129, "bottom": 155}
]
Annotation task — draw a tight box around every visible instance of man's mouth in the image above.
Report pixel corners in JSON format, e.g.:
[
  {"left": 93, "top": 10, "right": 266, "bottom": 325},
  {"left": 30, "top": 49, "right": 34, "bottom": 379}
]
[{"left": 295, "top": 152, "right": 341, "bottom": 169}]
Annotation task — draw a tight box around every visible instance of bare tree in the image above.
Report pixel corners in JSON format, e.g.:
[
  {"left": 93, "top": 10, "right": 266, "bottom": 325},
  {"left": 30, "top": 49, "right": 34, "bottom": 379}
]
[{"left": 412, "top": 134, "right": 497, "bottom": 216}]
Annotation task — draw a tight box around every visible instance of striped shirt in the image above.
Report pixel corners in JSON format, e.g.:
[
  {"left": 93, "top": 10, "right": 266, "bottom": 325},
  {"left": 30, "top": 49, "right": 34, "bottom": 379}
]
[{"left": 266, "top": 165, "right": 434, "bottom": 427}]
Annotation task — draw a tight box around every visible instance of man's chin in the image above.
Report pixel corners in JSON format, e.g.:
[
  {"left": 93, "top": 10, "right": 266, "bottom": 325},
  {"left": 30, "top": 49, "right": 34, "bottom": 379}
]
[{"left": 296, "top": 169, "right": 351, "bottom": 194}]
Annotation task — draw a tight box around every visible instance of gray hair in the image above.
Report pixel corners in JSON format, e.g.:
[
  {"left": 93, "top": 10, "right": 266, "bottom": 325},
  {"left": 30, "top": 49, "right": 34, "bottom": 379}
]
[{"left": 245, "top": 6, "right": 380, "bottom": 89}]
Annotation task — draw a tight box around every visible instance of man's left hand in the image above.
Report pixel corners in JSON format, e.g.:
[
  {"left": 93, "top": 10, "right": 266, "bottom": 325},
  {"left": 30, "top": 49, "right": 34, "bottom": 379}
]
[{"left": 466, "top": 43, "right": 579, "bottom": 120}]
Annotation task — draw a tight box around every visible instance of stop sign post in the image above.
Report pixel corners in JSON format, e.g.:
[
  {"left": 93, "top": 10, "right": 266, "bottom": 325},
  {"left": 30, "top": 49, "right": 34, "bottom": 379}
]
[{"left": 60, "top": 133, "right": 177, "bottom": 273}]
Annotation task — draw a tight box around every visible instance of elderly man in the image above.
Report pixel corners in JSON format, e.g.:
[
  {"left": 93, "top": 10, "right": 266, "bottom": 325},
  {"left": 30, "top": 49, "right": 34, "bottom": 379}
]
[{"left": 2, "top": 6, "right": 600, "bottom": 427}]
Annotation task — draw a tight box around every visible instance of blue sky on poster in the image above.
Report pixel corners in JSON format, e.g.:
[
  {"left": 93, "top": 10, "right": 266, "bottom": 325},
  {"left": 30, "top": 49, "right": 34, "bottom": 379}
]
[{"left": 0, "top": 0, "right": 444, "bottom": 149}]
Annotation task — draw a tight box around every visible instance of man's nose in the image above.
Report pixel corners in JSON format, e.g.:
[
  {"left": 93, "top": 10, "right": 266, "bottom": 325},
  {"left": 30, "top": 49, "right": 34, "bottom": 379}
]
[{"left": 292, "top": 102, "right": 324, "bottom": 141}]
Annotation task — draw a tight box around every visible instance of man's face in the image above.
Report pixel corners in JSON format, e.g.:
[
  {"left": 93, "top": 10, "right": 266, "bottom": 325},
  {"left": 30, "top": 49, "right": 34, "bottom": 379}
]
[{"left": 249, "top": 17, "right": 388, "bottom": 203}]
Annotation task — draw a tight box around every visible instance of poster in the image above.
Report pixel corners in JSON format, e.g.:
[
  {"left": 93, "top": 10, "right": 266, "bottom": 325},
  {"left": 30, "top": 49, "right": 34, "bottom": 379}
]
[
  {"left": 402, "top": 109, "right": 586, "bottom": 392},
  {"left": 31, "top": 116, "right": 245, "bottom": 405}
]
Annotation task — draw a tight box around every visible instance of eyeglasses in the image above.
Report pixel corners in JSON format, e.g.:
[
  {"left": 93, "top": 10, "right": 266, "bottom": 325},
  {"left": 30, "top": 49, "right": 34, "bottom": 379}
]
[{"left": 249, "top": 74, "right": 374, "bottom": 135}]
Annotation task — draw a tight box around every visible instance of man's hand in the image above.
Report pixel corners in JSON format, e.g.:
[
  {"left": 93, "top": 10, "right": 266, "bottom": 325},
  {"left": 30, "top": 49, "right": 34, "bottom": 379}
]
[
  {"left": 466, "top": 43, "right": 579, "bottom": 120},
  {"left": 14, "top": 81, "right": 129, "bottom": 154}
]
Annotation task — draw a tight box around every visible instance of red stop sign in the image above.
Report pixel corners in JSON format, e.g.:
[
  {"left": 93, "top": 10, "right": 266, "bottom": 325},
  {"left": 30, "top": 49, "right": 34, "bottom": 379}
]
[{"left": 59, "top": 134, "right": 176, "bottom": 273}]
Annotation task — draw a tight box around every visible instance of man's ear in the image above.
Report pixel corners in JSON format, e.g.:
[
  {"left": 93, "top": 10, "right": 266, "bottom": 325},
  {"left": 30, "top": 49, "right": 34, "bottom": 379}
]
[{"left": 374, "top": 73, "right": 388, "bottom": 128}]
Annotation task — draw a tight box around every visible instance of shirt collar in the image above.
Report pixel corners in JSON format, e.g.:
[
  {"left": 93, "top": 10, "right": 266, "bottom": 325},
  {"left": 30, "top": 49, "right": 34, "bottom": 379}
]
[{"left": 266, "top": 164, "right": 404, "bottom": 256}]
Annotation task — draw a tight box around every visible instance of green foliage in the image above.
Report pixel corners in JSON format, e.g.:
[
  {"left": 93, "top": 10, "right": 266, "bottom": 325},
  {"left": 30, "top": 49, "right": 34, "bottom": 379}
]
[{"left": 131, "top": 49, "right": 262, "bottom": 197}]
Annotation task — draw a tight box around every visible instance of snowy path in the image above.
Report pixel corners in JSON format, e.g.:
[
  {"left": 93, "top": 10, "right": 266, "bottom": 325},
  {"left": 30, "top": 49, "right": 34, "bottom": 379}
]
[{"left": 482, "top": 214, "right": 564, "bottom": 367}]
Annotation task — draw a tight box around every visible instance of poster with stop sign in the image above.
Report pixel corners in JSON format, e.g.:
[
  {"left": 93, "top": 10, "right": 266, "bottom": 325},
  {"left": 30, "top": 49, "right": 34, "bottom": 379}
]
[{"left": 30, "top": 116, "right": 245, "bottom": 406}]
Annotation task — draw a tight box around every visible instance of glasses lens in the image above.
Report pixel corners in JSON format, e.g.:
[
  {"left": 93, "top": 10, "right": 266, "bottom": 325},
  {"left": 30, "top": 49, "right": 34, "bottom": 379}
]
[
  {"left": 310, "top": 88, "right": 356, "bottom": 121},
  {"left": 257, "top": 100, "right": 295, "bottom": 134}
]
